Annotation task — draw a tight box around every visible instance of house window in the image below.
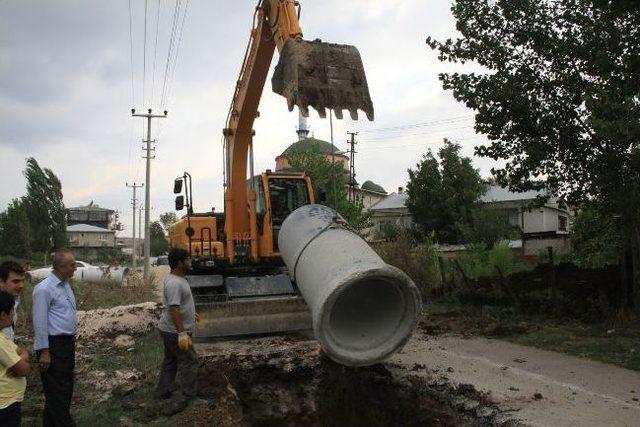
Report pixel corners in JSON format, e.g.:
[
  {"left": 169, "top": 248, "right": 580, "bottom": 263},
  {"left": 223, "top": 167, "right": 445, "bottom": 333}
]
[
  {"left": 99, "top": 234, "right": 108, "bottom": 241},
  {"left": 558, "top": 215, "right": 567, "bottom": 231}
]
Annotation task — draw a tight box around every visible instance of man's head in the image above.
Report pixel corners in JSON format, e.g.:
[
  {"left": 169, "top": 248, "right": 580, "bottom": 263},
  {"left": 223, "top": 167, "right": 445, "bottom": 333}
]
[
  {"left": 0, "top": 291, "right": 15, "bottom": 329},
  {"left": 52, "top": 250, "right": 77, "bottom": 281},
  {"left": 168, "top": 248, "right": 191, "bottom": 274},
  {"left": 0, "top": 261, "right": 25, "bottom": 298}
]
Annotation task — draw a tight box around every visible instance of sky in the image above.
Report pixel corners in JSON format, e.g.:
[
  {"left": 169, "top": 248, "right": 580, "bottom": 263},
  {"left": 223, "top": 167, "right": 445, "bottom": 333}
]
[{"left": 0, "top": 0, "right": 495, "bottom": 237}]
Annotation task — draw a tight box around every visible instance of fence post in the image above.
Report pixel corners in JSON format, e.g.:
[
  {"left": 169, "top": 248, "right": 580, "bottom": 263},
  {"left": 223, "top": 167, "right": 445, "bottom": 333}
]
[
  {"left": 437, "top": 256, "right": 447, "bottom": 287},
  {"left": 547, "top": 246, "right": 557, "bottom": 306}
]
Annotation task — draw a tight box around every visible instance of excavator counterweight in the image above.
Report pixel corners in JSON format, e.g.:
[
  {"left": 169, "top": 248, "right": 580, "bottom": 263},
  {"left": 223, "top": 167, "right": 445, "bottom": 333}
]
[{"left": 272, "top": 39, "right": 374, "bottom": 121}]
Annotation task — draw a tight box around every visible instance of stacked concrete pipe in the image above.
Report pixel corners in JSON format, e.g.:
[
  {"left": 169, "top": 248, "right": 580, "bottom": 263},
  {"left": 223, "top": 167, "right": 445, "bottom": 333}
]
[{"left": 279, "top": 204, "right": 422, "bottom": 366}]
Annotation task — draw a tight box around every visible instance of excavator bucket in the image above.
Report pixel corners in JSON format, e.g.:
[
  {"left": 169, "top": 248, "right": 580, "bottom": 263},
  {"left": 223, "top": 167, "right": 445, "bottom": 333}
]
[{"left": 272, "top": 39, "right": 374, "bottom": 121}]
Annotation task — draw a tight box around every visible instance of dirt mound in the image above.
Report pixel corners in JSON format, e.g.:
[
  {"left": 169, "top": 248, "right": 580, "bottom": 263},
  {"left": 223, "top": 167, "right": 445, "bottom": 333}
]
[{"left": 77, "top": 302, "right": 161, "bottom": 341}]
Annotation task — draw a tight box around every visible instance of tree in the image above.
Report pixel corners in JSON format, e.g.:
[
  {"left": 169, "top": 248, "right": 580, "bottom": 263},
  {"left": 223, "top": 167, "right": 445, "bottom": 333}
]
[
  {"left": 150, "top": 221, "right": 169, "bottom": 256},
  {"left": 570, "top": 203, "right": 622, "bottom": 268},
  {"left": 159, "top": 212, "right": 179, "bottom": 233},
  {"left": 0, "top": 198, "right": 32, "bottom": 258},
  {"left": 287, "top": 142, "right": 372, "bottom": 230},
  {"left": 406, "top": 139, "right": 485, "bottom": 243},
  {"left": 426, "top": 2, "right": 640, "bottom": 303},
  {"left": 457, "top": 207, "right": 517, "bottom": 248},
  {"left": 23, "top": 157, "right": 68, "bottom": 251}
]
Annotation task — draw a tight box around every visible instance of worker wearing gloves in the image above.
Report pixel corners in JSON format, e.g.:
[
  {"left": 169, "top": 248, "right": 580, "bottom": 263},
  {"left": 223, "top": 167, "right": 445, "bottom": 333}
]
[{"left": 156, "top": 247, "right": 198, "bottom": 411}]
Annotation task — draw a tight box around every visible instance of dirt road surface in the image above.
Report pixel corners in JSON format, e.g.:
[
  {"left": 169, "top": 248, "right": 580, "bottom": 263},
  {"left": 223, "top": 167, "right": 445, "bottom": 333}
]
[{"left": 390, "top": 332, "right": 640, "bottom": 427}]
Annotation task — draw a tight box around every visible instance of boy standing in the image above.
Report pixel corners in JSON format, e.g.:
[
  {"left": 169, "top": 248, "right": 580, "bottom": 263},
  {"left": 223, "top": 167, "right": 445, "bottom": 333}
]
[
  {"left": 0, "top": 290, "right": 30, "bottom": 426},
  {"left": 0, "top": 261, "right": 25, "bottom": 341}
]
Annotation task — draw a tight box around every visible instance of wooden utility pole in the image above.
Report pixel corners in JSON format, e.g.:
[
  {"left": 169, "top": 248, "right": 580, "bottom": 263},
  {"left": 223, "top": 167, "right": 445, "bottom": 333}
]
[
  {"left": 131, "top": 108, "right": 167, "bottom": 282},
  {"left": 347, "top": 132, "right": 357, "bottom": 203},
  {"left": 126, "top": 182, "right": 143, "bottom": 270}
]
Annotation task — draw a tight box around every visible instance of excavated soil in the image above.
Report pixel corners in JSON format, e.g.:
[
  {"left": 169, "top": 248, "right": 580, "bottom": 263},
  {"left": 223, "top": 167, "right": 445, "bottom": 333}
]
[{"left": 173, "top": 335, "right": 506, "bottom": 427}]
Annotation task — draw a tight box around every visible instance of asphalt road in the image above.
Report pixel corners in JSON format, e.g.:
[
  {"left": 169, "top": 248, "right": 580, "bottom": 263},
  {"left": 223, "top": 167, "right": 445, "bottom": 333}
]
[{"left": 390, "top": 333, "right": 640, "bottom": 427}]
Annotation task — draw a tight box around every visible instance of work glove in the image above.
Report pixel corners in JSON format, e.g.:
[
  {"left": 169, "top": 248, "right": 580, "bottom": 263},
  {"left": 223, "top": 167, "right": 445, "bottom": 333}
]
[
  {"left": 195, "top": 312, "right": 201, "bottom": 323},
  {"left": 178, "top": 331, "right": 192, "bottom": 350}
]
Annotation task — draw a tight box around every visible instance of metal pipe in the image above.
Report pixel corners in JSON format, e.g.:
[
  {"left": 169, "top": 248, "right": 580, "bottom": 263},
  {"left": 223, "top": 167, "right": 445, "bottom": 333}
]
[{"left": 279, "top": 204, "right": 422, "bottom": 366}]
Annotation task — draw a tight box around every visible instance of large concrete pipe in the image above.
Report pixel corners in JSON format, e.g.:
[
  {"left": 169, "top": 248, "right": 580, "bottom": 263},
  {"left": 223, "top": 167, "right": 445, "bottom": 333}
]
[{"left": 279, "top": 204, "right": 422, "bottom": 366}]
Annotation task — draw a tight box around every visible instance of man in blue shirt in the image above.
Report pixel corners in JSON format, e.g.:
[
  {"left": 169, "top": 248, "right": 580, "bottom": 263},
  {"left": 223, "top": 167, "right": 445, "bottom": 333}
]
[{"left": 33, "top": 250, "right": 77, "bottom": 427}]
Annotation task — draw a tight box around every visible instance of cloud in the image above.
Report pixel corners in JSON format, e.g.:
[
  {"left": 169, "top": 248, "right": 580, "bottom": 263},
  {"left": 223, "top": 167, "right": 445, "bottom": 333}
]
[{"left": 0, "top": 0, "right": 498, "bottom": 237}]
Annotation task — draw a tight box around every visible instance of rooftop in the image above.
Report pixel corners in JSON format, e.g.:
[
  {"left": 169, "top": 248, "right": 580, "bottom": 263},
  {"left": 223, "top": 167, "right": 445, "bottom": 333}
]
[
  {"left": 67, "top": 223, "right": 113, "bottom": 233},
  {"left": 67, "top": 202, "right": 114, "bottom": 212},
  {"left": 480, "top": 185, "right": 543, "bottom": 203},
  {"left": 370, "top": 192, "right": 408, "bottom": 210},
  {"left": 361, "top": 180, "right": 387, "bottom": 194},
  {"left": 280, "top": 137, "right": 346, "bottom": 157}
]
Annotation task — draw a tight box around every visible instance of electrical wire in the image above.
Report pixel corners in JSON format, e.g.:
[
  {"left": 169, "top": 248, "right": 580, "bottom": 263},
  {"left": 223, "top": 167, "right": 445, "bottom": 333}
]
[
  {"left": 160, "top": 0, "right": 182, "bottom": 110},
  {"left": 163, "top": 0, "right": 190, "bottom": 109},
  {"left": 150, "top": 0, "right": 161, "bottom": 109},
  {"left": 142, "top": 0, "right": 148, "bottom": 107},
  {"left": 356, "top": 114, "right": 475, "bottom": 134},
  {"left": 127, "top": 0, "right": 135, "bottom": 106}
]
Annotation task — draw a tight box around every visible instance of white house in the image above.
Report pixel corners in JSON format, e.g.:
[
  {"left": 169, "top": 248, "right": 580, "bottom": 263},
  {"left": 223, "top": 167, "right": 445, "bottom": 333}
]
[
  {"left": 480, "top": 185, "right": 571, "bottom": 256},
  {"left": 368, "top": 185, "right": 571, "bottom": 255}
]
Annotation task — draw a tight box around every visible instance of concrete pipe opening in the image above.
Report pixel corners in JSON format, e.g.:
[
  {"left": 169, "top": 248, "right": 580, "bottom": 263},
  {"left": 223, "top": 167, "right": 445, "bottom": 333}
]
[
  {"left": 279, "top": 204, "right": 422, "bottom": 367},
  {"left": 319, "top": 272, "right": 418, "bottom": 366}
]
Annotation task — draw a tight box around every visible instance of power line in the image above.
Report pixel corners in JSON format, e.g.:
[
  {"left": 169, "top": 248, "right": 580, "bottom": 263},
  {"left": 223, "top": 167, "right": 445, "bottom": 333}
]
[
  {"left": 127, "top": 0, "right": 135, "bottom": 105},
  {"left": 160, "top": 0, "right": 182, "bottom": 110},
  {"left": 150, "top": 0, "right": 161, "bottom": 109},
  {"left": 357, "top": 114, "right": 474, "bottom": 134},
  {"left": 142, "top": 0, "right": 148, "bottom": 107},
  {"left": 359, "top": 124, "right": 476, "bottom": 143},
  {"left": 163, "top": 0, "right": 190, "bottom": 109}
]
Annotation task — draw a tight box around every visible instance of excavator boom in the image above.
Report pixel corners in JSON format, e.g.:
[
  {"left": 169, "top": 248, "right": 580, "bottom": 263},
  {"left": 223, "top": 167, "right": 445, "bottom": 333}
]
[{"left": 177, "top": 1, "right": 374, "bottom": 339}]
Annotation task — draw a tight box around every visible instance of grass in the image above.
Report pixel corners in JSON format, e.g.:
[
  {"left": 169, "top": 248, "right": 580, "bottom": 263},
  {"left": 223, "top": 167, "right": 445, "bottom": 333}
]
[
  {"left": 423, "top": 302, "right": 640, "bottom": 371},
  {"left": 16, "top": 274, "right": 162, "bottom": 425}
]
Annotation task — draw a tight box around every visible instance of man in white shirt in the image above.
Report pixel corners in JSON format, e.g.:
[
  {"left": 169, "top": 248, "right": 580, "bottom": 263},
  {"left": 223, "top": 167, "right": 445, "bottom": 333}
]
[{"left": 0, "top": 262, "right": 25, "bottom": 342}]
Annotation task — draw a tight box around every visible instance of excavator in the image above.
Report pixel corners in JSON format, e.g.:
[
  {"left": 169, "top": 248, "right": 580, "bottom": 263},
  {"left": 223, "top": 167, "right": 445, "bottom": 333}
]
[{"left": 169, "top": 0, "right": 373, "bottom": 338}]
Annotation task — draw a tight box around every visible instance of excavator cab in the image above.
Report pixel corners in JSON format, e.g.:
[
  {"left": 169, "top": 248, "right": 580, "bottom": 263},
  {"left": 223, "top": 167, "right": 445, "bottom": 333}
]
[{"left": 266, "top": 175, "right": 311, "bottom": 251}]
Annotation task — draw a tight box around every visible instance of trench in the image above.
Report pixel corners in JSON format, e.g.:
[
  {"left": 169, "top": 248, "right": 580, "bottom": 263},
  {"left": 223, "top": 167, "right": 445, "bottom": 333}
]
[{"left": 193, "top": 342, "right": 497, "bottom": 427}]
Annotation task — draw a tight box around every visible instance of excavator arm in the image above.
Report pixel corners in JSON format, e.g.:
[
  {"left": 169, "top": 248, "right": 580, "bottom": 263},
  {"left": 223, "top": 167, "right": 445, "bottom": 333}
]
[{"left": 223, "top": 0, "right": 373, "bottom": 264}]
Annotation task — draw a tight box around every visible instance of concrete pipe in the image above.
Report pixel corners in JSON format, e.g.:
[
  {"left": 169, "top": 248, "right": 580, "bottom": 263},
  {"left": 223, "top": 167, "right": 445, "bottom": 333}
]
[{"left": 279, "top": 204, "right": 422, "bottom": 366}]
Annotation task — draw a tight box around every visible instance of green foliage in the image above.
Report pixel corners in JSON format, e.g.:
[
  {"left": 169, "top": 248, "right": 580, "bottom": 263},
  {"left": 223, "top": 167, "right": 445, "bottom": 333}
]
[
  {"left": 374, "top": 234, "right": 441, "bottom": 299},
  {"left": 457, "top": 242, "right": 528, "bottom": 278},
  {"left": 23, "top": 157, "right": 68, "bottom": 251},
  {"left": 150, "top": 221, "right": 169, "bottom": 256},
  {"left": 0, "top": 198, "right": 32, "bottom": 258},
  {"left": 457, "top": 207, "right": 518, "bottom": 248},
  {"left": 286, "top": 142, "right": 372, "bottom": 230},
  {"left": 570, "top": 204, "right": 622, "bottom": 268},
  {"left": 426, "top": 0, "right": 640, "bottom": 227},
  {"left": 159, "top": 212, "right": 179, "bottom": 233},
  {"left": 406, "top": 139, "right": 485, "bottom": 243}
]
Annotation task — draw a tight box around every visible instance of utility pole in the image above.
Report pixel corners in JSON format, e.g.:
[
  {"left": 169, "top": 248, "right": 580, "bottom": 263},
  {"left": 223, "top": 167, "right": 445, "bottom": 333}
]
[
  {"left": 132, "top": 108, "right": 167, "bottom": 282},
  {"left": 126, "top": 182, "right": 144, "bottom": 270},
  {"left": 347, "top": 132, "right": 358, "bottom": 203},
  {"left": 138, "top": 206, "right": 143, "bottom": 254}
]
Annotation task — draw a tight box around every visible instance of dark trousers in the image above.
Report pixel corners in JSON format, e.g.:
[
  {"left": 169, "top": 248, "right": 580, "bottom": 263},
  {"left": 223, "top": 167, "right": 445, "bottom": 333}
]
[
  {"left": 0, "top": 402, "right": 21, "bottom": 427},
  {"left": 157, "top": 330, "right": 198, "bottom": 398},
  {"left": 38, "top": 335, "right": 75, "bottom": 427}
]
